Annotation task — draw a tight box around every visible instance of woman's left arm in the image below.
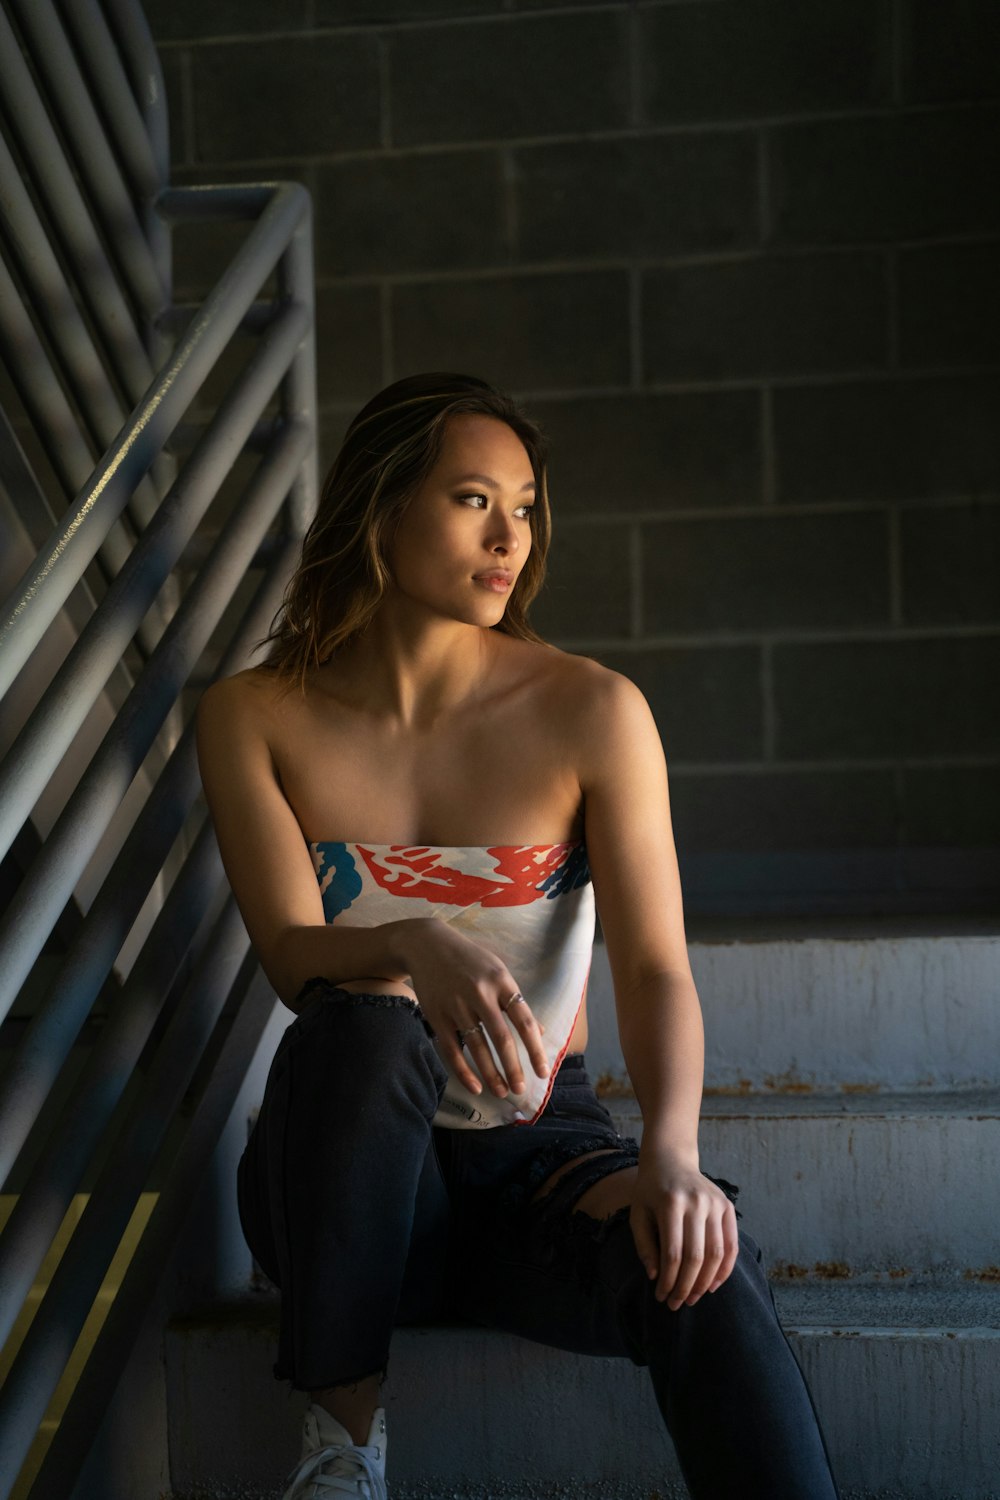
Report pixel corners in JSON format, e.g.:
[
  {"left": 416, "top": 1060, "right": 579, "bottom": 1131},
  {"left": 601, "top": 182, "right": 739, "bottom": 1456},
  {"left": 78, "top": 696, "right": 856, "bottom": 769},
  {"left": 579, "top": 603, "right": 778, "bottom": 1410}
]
[{"left": 576, "top": 664, "right": 740, "bottom": 1312}]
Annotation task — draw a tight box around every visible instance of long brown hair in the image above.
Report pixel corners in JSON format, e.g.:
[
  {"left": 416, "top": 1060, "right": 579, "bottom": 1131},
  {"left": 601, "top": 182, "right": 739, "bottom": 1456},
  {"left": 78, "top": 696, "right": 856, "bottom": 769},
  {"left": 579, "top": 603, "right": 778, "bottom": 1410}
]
[{"left": 251, "top": 372, "right": 553, "bottom": 695}]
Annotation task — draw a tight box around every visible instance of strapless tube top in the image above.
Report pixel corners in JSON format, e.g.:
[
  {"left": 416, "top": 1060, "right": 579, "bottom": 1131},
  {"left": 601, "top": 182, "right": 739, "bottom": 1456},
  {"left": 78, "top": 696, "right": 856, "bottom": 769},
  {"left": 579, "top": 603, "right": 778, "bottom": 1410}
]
[{"left": 308, "top": 840, "right": 595, "bottom": 1129}]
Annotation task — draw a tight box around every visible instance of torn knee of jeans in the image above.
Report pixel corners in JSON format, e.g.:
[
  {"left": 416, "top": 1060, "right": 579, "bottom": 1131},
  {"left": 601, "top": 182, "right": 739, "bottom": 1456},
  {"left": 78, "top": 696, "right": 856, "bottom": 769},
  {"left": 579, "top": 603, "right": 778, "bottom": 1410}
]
[
  {"left": 295, "top": 977, "right": 422, "bottom": 1014},
  {"left": 497, "top": 1132, "right": 629, "bottom": 1220}
]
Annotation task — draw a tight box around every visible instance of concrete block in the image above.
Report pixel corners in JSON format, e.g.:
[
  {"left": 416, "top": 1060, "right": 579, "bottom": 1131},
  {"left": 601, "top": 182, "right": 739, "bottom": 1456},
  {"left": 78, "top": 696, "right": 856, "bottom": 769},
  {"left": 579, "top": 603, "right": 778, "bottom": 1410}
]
[
  {"left": 529, "top": 522, "right": 632, "bottom": 641},
  {"left": 899, "top": 498, "right": 1000, "bottom": 626},
  {"left": 667, "top": 767, "right": 898, "bottom": 854},
  {"left": 391, "top": 271, "right": 631, "bottom": 392},
  {"left": 313, "top": 151, "right": 507, "bottom": 277},
  {"left": 678, "top": 847, "right": 1000, "bottom": 921},
  {"left": 773, "top": 375, "right": 1000, "bottom": 504},
  {"left": 143, "top": 0, "right": 309, "bottom": 41},
  {"left": 315, "top": 283, "right": 384, "bottom": 404},
  {"left": 640, "top": 0, "right": 891, "bottom": 124},
  {"left": 387, "top": 11, "right": 629, "bottom": 147},
  {"left": 582, "top": 929, "right": 1000, "bottom": 1091},
  {"left": 772, "top": 635, "right": 1000, "bottom": 758},
  {"left": 588, "top": 645, "right": 763, "bottom": 761},
  {"left": 513, "top": 133, "right": 758, "bottom": 262},
  {"left": 529, "top": 391, "right": 764, "bottom": 515},
  {"left": 902, "top": 0, "right": 1000, "bottom": 104},
  {"left": 898, "top": 243, "right": 1000, "bottom": 370},
  {"left": 770, "top": 107, "right": 1000, "bottom": 244},
  {"left": 190, "top": 35, "right": 381, "bottom": 162},
  {"left": 902, "top": 766, "right": 1000, "bottom": 846},
  {"left": 643, "top": 252, "right": 888, "bottom": 382},
  {"left": 640, "top": 508, "right": 890, "bottom": 632},
  {"left": 165, "top": 1284, "right": 1000, "bottom": 1499}
]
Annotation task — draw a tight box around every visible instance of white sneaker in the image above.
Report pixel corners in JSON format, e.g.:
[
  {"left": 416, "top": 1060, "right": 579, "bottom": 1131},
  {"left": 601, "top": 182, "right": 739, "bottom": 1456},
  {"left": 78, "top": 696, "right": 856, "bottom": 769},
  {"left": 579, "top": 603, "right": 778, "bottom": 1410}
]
[{"left": 280, "top": 1401, "right": 388, "bottom": 1499}]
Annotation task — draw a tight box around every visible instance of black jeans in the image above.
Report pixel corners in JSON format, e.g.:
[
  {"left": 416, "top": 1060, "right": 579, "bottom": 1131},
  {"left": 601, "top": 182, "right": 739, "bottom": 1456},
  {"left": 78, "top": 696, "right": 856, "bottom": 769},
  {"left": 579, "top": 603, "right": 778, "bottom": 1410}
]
[{"left": 237, "top": 981, "right": 841, "bottom": 1499}]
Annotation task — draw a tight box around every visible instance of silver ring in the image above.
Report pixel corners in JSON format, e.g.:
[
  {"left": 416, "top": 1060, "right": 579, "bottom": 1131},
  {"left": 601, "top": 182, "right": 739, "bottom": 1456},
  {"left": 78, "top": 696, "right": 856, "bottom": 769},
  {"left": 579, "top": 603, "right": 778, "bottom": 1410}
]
[
  {"left": 456, "top": 1022, "right": 485, "bottom": 1044},
  {"left": 501, "top": 991, "right": 525, "bottom": 1013}
]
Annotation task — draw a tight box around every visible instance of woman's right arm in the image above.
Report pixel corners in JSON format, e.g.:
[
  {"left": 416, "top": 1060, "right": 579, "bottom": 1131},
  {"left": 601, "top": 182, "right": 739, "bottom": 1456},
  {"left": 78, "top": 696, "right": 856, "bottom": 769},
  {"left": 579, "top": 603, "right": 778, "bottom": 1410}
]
[{"left": 194, "top": 674, "right": 414, "bottom": 1012}]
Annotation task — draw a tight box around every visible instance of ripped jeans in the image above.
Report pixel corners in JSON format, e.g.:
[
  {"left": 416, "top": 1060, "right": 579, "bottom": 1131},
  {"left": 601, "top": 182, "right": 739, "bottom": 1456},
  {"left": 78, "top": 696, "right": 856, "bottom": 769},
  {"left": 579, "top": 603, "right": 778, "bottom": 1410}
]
[{"left": 237, "top": 981, "right": 841, "bottom": 1500}]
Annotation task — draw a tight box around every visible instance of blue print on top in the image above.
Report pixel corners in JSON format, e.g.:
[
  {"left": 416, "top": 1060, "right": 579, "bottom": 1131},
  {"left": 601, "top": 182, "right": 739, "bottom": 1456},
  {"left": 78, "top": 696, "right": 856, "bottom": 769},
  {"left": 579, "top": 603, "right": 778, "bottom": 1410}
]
[
  {"left": 314, "top": 842, "right": 363, "bottom": 921},
  {"left": 540, "top": 842, "right": 591, "bottom": 898}
]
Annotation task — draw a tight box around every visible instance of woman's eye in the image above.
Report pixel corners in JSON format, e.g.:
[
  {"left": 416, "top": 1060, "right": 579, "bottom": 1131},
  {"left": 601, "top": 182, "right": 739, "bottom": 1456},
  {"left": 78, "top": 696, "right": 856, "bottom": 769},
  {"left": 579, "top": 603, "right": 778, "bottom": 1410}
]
[
  {"left": 517, "top": 504, "right": 535, "bottom": 519},
  {"left": 457, "top": 493, "right": 488, "bottom": 508}
]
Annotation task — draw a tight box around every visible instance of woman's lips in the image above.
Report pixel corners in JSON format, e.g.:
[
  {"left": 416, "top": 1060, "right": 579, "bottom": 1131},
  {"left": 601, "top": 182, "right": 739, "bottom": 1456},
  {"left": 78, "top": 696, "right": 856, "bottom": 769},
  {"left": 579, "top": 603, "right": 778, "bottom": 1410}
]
[{"left": 473, "top": 576, "right": 511, "bottom": 592}]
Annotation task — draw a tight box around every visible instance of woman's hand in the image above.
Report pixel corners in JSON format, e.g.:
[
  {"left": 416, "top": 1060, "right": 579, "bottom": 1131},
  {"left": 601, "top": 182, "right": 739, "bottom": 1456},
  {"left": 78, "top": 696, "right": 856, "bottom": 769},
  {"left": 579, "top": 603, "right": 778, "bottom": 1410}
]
[
  {"left": 630, "top": 1141, "right": 740, "bottom": 1311},
  {"left": 396, "top": 917, "right": 549, "bottom": 1099}
]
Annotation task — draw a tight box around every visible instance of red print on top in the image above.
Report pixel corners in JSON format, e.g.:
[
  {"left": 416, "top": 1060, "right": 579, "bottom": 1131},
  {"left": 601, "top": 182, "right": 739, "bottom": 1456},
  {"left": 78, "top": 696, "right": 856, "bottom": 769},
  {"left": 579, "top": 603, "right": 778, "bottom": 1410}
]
[{"left": 355, "top": 844, "right": 573, "bottom": 908}]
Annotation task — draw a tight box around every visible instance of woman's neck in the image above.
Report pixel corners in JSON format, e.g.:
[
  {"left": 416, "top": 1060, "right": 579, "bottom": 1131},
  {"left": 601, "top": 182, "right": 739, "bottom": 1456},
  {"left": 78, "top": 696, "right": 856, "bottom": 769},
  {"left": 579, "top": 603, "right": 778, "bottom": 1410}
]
[{"left": 320, "top": 617, "right": 502, "bottom": 731}]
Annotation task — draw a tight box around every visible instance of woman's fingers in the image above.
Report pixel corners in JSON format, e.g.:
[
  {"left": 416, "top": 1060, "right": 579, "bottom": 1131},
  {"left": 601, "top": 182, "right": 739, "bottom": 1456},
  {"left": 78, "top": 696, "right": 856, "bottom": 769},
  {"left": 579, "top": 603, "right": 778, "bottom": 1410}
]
[
  {"left": 504, "top": 995, "right": 550, "bottom": 1079},
  {"left": 661, "top": 1201, "right": 736, "bottom": 1308},
  {"left": 662, "top": 1209, "right": 704, "bottom": 1309},
  {"left": 684, "top": 1219, "right": 728, "bottom": 1303},
  {"left": 708, "top": 1207, "right": 741, "bottom": 1292}
]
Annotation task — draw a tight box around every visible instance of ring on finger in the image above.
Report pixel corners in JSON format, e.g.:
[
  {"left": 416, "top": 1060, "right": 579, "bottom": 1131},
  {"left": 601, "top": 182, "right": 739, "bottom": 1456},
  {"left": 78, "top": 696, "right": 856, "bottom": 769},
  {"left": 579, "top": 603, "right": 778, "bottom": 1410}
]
[
  {"left": 456, "top": 1022, "right": 485, "bottom": 1045},
  {"left": 501, "top": 991, "right": 525, "bottom": 1013}
]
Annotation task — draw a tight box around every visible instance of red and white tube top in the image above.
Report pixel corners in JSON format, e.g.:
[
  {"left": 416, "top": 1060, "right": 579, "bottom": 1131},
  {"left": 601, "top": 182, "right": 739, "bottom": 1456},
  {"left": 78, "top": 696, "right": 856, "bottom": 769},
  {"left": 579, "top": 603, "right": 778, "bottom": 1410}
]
[{"left": 308, "top": 840, "right": 596, "bottom": 1130}]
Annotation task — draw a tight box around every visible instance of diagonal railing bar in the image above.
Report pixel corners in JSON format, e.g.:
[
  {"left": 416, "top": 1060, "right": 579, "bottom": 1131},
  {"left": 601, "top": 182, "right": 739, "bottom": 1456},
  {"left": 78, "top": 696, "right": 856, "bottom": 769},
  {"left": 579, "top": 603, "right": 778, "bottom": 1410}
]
[
  {"left": 0, "top": 293, "right": 309, "bottom": 866},
  {"left": 0, "top": 415, "right": 311, "bottom": 1027},
  {"left": 0, "top": 818, "right": 224, "bottom": 1350},
  {"left": 0, "top": 127, "right": 162, "bottom": 517},
  {"left": 0, "top": 5, "right": 162, "bottom": 402},
  {"left": 6, "top": 0, "right": 168, "bottom": 325},
  {"left": 99, "top": 0, "right": 171, "bottom": 324},
  {"left": 60, "top": 0, "right": 163, "bottom": 212},
  {"left": 0, "top": 5, "right": 318, "bottom": 1490},
  {"left": 0, "top": 180, "right": 310, "bottom": 694},
  {"left": 0, "top": 537, "right": 301, "bottom": 1195},
  {"left": 0, "top": 250, "right": 100, "bottom": 500},
  {"left": 29, "top": 955, "right": 278, "bottom": 1500},
  {"left": 0, "top": 891, "right": 259, "bottom": 1494}
]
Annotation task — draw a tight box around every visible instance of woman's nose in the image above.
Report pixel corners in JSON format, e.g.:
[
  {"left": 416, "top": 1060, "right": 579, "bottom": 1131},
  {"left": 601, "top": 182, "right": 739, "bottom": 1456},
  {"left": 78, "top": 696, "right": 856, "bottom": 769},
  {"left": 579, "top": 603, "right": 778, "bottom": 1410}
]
[{"left": 487, "top": 512, "right": 519, "bottom": 551}]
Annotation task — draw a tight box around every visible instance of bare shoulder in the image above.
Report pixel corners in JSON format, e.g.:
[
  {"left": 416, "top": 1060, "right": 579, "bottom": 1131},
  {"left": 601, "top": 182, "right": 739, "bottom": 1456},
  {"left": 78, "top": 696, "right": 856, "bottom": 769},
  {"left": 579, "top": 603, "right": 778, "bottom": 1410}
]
[
  {"left": 195, "top": 665, "right": 288, "bottom": 735},
  {"left": 530, "top": 648, "right": 647, "bottom": 731}
]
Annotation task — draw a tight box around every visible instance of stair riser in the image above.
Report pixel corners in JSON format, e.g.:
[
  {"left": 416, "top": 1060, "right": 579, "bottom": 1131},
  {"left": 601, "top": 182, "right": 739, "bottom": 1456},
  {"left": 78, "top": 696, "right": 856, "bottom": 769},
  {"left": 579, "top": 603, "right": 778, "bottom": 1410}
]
[
  {"left": 166, "top": 1322, "right": 1000, "bottom": 1499},
  {"left": 606, "top": 1109, "right": 1000, "bottom": 1271},
  {"left": 584, "top": 939, "right": 1000, "bottom": 1090}
]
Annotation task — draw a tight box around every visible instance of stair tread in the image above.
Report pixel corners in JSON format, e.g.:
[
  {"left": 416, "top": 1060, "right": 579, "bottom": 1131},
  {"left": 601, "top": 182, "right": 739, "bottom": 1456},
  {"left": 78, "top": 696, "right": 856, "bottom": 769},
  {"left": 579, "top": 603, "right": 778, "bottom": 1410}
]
[
  {"left": 602, "top": 1085, "right": 1000, "bottom": 1120},
  {"left": 172, "top": 1276, "right": 1000, "bottom": 1335}
]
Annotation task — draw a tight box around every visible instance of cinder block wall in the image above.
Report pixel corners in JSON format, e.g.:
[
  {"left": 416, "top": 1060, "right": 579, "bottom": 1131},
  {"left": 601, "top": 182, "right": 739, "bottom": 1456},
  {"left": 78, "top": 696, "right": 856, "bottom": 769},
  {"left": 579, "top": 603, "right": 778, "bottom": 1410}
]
[{"left": 148, "top": 0, "right": 1000, "bottom": 920}]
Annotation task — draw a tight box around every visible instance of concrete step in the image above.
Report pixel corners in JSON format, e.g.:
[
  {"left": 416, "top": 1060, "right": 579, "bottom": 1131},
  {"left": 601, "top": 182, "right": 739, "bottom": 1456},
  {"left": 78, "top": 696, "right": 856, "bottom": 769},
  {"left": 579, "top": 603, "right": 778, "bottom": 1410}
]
[
  {"left": 165, "top": 1278, "right": 1000, "bottom": 1500},
  {"left": 602, "top": 1088, "right": 1000, "bottom": 1273},
  {"left": 583, "top": 929, "right": 1000, "bottom": 1091}
]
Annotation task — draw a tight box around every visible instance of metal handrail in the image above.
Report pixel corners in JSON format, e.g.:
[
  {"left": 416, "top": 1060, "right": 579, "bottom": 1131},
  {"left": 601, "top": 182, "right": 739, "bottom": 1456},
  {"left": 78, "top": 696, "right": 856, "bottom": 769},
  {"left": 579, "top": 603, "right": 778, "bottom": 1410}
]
[{"left": 0, "top": 2, "right": 318, "bottom": 1494}]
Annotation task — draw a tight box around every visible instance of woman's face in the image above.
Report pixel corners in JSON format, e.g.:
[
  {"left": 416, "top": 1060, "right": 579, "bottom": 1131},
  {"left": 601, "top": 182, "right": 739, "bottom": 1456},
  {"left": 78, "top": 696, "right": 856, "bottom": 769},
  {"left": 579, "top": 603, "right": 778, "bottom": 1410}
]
[{"left": 385, "top": 413, "right": 536, "bottom": 626}]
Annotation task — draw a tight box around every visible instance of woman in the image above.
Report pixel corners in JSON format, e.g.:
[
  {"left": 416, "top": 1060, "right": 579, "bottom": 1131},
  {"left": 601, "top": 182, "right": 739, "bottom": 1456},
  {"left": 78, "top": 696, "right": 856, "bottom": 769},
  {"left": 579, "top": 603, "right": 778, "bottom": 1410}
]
[{"left": 195, "top": 372, "right": 841, "bottom": 1500}]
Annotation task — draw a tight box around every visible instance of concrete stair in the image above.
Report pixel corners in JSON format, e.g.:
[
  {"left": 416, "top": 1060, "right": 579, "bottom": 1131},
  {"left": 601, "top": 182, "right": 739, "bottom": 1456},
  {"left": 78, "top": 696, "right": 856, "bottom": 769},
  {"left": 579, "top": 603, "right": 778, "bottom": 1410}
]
[{"left": 163, "top": 920, "right": 1000, "bottom": 1500}]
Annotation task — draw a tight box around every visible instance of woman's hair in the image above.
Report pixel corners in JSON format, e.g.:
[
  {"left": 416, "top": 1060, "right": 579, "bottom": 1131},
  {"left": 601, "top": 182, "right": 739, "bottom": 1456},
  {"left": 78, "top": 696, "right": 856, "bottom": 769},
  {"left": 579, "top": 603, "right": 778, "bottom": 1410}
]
[{"left": 251, "top": 372, "right": 553, "bottom": 695}]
